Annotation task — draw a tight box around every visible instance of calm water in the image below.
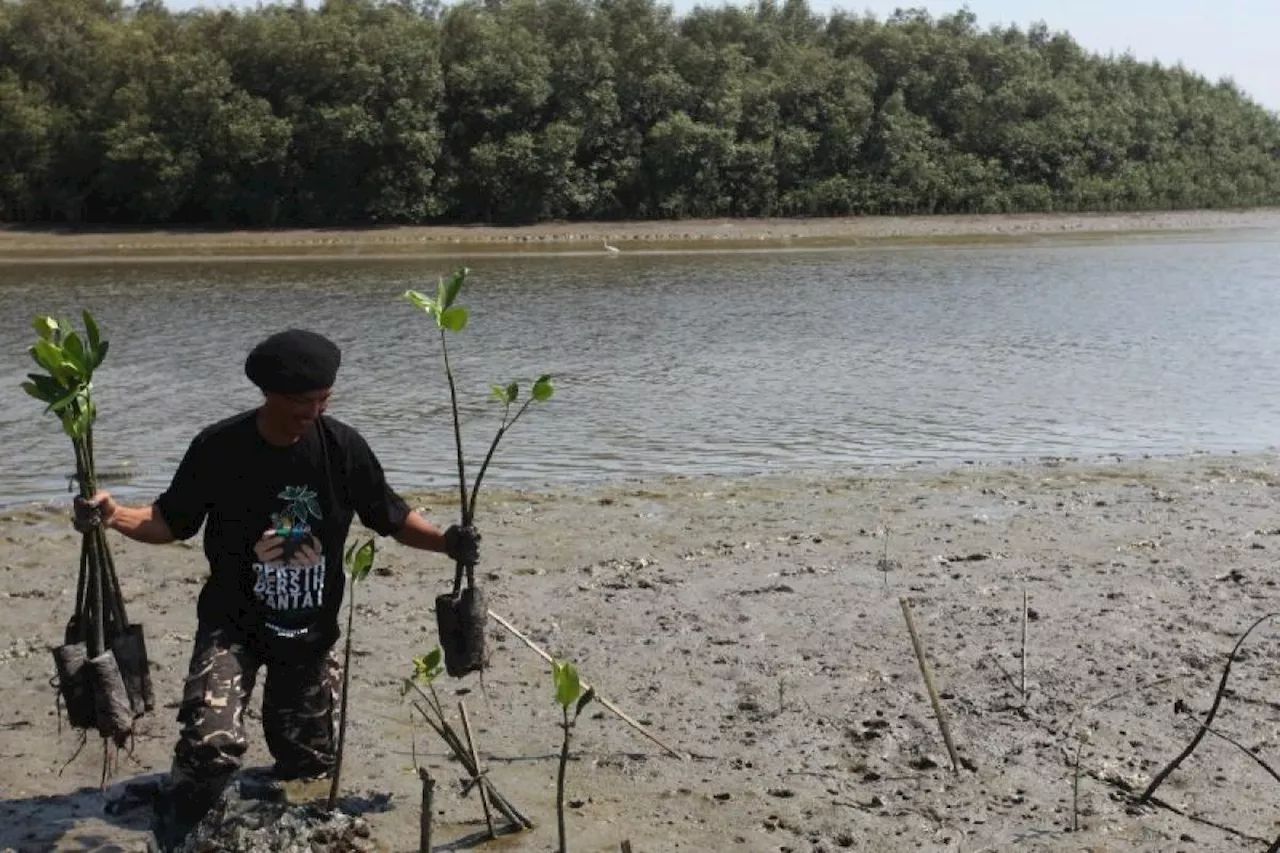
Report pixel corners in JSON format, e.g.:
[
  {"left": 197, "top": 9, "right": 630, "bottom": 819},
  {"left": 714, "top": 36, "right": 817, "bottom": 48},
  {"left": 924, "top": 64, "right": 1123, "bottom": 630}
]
[{"left": 2, "top": 230, "right": 1279, "bottom": 508}]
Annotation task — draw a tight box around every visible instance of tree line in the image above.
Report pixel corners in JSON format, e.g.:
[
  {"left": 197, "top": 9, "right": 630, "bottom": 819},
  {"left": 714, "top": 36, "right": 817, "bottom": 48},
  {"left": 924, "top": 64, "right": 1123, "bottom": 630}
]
[{"left": 2, "top": 0, "right": 1278, "bottom": 226}]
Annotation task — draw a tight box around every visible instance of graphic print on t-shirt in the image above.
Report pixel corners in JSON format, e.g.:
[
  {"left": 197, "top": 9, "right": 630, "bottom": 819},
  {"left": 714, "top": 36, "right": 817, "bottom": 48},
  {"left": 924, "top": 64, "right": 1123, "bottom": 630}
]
[{"left": 252, "top": 485, "right": 326, "bottom": 639}]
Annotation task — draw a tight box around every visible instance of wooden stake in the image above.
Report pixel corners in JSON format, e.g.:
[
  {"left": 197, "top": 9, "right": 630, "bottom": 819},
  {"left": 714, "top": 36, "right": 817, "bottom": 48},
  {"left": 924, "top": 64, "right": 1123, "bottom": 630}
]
[
  {"left": 488, "top": 610, "right": 688, "bottom": 760},
  {"left": 1020, "top": 589, "right": 1028, "bottom": 702},
  {"left": 899, "top": 597, "right": 960, "bottom": 773},
  {"left": 418, "top": 766, "right": 434, "bottom": 853},
  {"left": 459, "top": 701, "right": 495, "bottom": 839},
  {"left": 621, "top": 841, "right": 634, "bottom": 853}
]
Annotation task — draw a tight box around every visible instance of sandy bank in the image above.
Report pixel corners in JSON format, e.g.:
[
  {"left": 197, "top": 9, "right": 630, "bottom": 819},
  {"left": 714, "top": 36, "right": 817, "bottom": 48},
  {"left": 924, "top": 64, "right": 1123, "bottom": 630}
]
[{"left": 2, "top": 208, "right": 1278, "bottom": 263}]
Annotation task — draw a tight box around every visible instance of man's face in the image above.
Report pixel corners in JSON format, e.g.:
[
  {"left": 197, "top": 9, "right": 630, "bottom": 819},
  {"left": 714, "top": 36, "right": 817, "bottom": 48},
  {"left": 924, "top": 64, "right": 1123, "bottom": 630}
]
[{"left": 264, "top": 388, "right": 332, "bottom": 436}]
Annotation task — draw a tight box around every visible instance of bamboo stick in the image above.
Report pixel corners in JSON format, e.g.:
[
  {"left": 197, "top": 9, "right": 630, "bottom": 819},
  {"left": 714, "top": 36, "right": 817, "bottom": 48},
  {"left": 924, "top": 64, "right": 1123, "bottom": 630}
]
[
  {"left": 487, "top": 610, "right": 688, "bottom": 761},
  {"left": 459, "top": 701, "right": 495, "bottom": 839},
  {"left": 898, "top": 597, "right": 960, "bottom": 773}
]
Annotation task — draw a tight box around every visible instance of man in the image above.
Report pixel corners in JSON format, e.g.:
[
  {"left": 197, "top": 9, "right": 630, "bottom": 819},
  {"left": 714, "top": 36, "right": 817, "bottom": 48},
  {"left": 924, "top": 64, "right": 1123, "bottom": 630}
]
[{"left": 75, "top": 329, "right": 479, "bottom": 850}]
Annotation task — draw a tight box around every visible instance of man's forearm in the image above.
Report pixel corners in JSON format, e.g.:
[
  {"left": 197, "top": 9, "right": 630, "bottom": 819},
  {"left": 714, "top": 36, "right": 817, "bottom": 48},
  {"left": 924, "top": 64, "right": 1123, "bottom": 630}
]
[
  {"left": 391, "top": 511, "right": 449, "bottom": 554},
  {"left": 107, "top": 504, "right": 177, "bottom": 545}
]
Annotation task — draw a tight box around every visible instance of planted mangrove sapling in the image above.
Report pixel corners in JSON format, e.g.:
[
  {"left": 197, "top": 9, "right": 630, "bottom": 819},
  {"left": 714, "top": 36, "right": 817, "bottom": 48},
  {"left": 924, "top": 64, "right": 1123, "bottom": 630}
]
[
  {"left": 404, "top": 267, "right": 556, "bottom": 677},
  {"left": 553, "top": 660, "right": 595, "bottom": 853},
  {"left": 329, "top": 537, "right": 376, "bottom": 810},
  {"left": 401, "top": 649, "right": 534, "bottom": 833}
]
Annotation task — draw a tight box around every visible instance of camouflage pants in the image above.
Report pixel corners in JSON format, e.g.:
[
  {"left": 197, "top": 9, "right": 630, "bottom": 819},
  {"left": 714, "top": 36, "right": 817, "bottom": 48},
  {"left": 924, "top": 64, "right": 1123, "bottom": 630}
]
[{"left": 167, "top": 627, "right": 340, "bottom": 816}]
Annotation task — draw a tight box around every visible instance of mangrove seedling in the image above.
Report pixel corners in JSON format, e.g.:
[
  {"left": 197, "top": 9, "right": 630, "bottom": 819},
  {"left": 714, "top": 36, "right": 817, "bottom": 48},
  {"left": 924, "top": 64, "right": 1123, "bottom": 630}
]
[
  {"left": 401, "top": 648, "right": 533, "bottom": 832},
  {"left": 553, "top": 660, "right": 595, "bottom": 853},
  {"left": 404, "top": 267, "right": 556, "bottom": 591},
  {"left": 404, "top": 267, "right": 555, "bottom": 678},
  {"left": 329, "top": 537, "right": 376, "bottom": 810}
]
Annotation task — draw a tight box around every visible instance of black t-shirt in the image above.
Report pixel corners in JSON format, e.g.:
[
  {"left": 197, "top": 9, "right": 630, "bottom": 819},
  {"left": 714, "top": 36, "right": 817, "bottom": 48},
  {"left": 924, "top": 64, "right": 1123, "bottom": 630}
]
[{"left": 154, "top": 410, "right": 410, "bottom": 661}]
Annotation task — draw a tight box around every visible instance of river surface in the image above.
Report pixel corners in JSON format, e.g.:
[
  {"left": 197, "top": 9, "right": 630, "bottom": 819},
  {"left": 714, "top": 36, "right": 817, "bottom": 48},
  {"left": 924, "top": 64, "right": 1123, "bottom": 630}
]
[{"left": 2, "top": 228, "right": 1279, "bottom": 507}]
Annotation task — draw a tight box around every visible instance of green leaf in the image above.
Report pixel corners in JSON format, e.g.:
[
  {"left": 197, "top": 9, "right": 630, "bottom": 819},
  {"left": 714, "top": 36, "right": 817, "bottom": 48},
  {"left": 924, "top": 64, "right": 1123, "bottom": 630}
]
[
  {"left": 22, "top": 373, "right": 62, "bottom": 403},
  {"left": 439, "top": 306, "right": 468, "bottom": 333},
  {"left": 83, "top": 310, "right": 101, "bottom": 356},
  {"left": 47, "top": 389, "right": 81, "bottom": 415},
  {"left": 423, "top": 647, "right": 442, "bottom": 675},
  {"left": 62, "top": 332, "right": 90, "bottom": 375},
  {"left": 345, "top": 537, "right": 376, "bottom": 582},
  {"left": 404, "top": 290, "right": 440, "bottom": 316},
  {"left": 505, "top": 381, "right": 519, "bottom": 404},
  {"left": 94, "top": 339, "right": 110, "bottom": 369},
  {"left": 21, "top": 381, "right": 51, "bottom": 403},
  {"left": 30, "top": 339, "right": 66, "bottom": 377},
  {"left": 442, "top": 267, "right": 468, "bottom": 309},
  {"left": 33, "top": 316, "right": 59, "bottom": 341},
  {"left": 410, "top": 648, "right": 443, "bottom": 685},
  {"left": 491, "top": 384, "right": 509, "bottom": 402},
  {"left": 532, "top": 375, "right": 555, "bottom": 402},
  {"left": 553, "top": 660, "right": 582, "bottom": 708}
]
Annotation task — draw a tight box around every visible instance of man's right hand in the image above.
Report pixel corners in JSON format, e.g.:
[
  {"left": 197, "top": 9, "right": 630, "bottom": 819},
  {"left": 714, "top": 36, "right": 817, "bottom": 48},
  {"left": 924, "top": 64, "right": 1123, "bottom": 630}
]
[{"left": 73, "top": 491, "right": 118, "bottom": 533}]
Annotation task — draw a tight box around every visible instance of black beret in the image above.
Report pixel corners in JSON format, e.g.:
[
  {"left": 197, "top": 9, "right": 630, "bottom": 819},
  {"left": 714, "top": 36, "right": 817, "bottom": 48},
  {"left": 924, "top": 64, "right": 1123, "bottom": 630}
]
[{"left": 245, "top": 329, "right": 341, "bottom": 393}]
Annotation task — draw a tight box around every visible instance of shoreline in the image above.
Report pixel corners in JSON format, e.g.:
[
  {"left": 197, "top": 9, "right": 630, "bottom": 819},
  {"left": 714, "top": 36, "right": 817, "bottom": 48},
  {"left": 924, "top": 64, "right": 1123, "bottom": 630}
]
[
  {"left": 2, "top": 208, "right": 1278, "bottom": 263},
  {"left": 2, "top": 446, "right": 1270, "bottom": 516}
]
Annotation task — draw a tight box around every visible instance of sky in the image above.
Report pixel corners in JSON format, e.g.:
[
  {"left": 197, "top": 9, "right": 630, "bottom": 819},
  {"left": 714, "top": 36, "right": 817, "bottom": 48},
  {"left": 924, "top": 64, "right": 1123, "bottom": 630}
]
[{"left": 162, "top": 0, "right": 1279, "bottom": 111}]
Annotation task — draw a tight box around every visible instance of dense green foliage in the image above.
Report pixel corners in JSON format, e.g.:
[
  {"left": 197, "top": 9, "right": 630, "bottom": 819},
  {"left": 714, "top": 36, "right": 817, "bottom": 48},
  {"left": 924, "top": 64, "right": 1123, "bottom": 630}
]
[{"left": 2, "top": 0, "right": 1278, "bottom": 225}]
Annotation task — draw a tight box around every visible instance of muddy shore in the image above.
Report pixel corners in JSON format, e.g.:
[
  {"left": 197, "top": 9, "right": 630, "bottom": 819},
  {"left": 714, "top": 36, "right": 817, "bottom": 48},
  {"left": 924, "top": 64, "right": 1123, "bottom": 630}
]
[
  {"left": 2, "top": 451, "right": 1280, "bottom": 851},
  {"left": 2, "top": 209, "right": 1278, "bottom": 262}
]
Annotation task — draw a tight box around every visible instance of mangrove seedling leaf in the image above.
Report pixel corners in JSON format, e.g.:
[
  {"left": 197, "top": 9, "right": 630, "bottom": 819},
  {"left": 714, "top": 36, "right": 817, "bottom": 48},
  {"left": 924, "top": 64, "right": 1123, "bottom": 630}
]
[
  {"left": 30, "top": 339, "right": 71, "bottom": 382},
  {"left": 411, "top": 648, "right": 444, "bottom": 685},
  {"left": 404, "top": 290, "right": 439, "bottom": 316},
  {"left": 532, "top": 375, "right": 555, "bottom": 402},
  {"left": 442, "top": 267, "right": 468, "bottom": 309},
  {"left": 33, "top": 316, "right": 59, "bottom": 341},
  {"left": 20, "top": 381, "right": 49, "bottom": 403},
  {"left": 22, "top": 373, "right": 62, "bottom": 403},
  {"left": 47, "top": 388, "right": 81, "bottom": 415},
  {"left": 491, "top": 384, "right": 509, "bottom": 402},
  {"left": 423, "top": 647, "right": 442, "bottom": 675},
  {"left": 83, "top": 310, "right": 101, "bottom": 356},
  {"left": 345, "top": 537, "right": 376, "bottom": 582},
  {"left": 93, "top": 339, "right": 109, "bottom": 369},
  {"left": 505, "top": 381, "right": 519, "bottom": 404},
  {"left": 62, "top": 333, "right": 90, "bottom": 376},
  {"left": 553, "top": 660, "right": 582, "bottom": 708},
  {"left": 439, "top": 305, "right": 468, "bottom": 333}
]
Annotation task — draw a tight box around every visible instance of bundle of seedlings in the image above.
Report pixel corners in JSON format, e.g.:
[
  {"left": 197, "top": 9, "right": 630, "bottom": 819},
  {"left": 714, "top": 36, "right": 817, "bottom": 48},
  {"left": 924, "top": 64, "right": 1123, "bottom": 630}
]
[
  {"left": 404, "top": 267, "right": 554, "bottom": 677},
  {"left": 22, "top": 313, "right": 153, "bottom": 774}
]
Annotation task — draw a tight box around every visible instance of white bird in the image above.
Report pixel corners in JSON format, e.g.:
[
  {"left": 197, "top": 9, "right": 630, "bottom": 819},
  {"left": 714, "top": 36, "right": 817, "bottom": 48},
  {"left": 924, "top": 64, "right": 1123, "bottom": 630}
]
[{"left": 603, "top": 239, "right": 620, "bottom": 255}]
